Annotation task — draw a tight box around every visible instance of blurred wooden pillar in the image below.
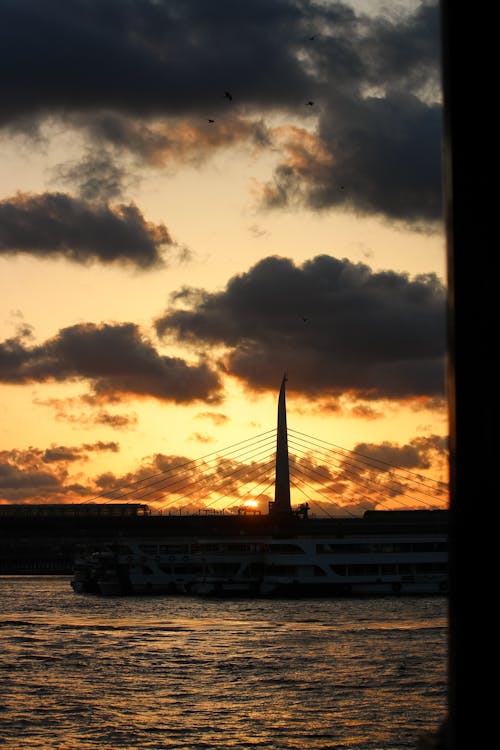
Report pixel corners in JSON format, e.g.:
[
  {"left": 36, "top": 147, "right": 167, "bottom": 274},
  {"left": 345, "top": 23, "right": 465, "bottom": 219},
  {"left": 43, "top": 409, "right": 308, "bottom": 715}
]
[{"left": 441, "top": 2, "right": 489, "bottom": 747}]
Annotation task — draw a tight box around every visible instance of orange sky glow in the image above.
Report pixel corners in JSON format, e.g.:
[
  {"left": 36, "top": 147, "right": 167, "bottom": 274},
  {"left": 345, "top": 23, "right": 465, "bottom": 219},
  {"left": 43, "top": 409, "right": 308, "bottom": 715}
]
[{"left": 0, "top": 0, "right": 448, "bottom": 516}]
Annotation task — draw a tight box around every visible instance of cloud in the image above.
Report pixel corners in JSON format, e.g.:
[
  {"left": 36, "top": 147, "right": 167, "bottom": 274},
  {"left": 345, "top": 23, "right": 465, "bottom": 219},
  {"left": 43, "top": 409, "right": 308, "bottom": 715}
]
[
  {"left": 0, "top": 458, "right": 62, "bottom": 498},
  {"left": 0, "top": 322, "right": 223, "bottom": 404},
  {"left": 42, "top": 441, "right": 119, "bottom": 463},
  {"left": 0, "top": 0, "right": 443, "bottom": 226},
  {"left": 196, "top": 411, "right": 230, "bottom": 426},
  {"left": 0, "top": 192, "right": 173, "bottom": 268},
  {"left": 260, "top": 93, "right": 442, "bottom": 224},
  {"left": 287, "top": 431, "right": 448, "bottom": 513},
  {"left": 155, "top": 254, "right": 446, "bottom": 404},
  {"left": 351, "top": 435, "right": 448, "bottom": 472},
  {"left": 89, "top": 450, "right": 275, "bottom": 510},
  {"left": 0, "top": 444, "right": 111, "bottom": 502},
  {"left": 248, "top": 223, "right": 269, "bottom": 239},
  {"left": 189, "top": 432, "right": 216, "bottom": 444},
  {"left": 92, "top": 411, "right": 139, "bottom": 429},
  {"left": 33, "top": 395, "right": 139, "bottom": 430},
  {"left": 333, "top": 434, "right": 449, "bottom": 508},
  {"left": 52, "top": 151, "right": 132, "bottom": 201},
  {"left": 0, "top": 0, "right": 310, "bottom": 122},
  {"left": 74, "top": 113, "right": 271, "bottom": 168}
]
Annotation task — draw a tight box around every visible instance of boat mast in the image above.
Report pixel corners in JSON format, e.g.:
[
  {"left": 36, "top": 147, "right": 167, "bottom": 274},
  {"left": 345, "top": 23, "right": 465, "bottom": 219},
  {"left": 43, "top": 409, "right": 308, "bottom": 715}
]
[{"left": 270, "top": 373, "right": 292, "bottom": 517}]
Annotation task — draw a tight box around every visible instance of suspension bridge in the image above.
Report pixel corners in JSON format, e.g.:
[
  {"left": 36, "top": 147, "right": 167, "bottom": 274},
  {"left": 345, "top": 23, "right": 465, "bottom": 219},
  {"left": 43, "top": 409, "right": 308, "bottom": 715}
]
[{"left": 87, "top": 377, "right": 448, "bottom": 519}]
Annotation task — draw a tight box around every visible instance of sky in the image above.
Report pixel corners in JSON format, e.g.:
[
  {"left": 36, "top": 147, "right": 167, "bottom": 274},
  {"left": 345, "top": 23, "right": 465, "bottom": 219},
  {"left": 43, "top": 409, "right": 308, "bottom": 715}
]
[{"left": 0, "top": 0, "right": 449, "bottom": 516}]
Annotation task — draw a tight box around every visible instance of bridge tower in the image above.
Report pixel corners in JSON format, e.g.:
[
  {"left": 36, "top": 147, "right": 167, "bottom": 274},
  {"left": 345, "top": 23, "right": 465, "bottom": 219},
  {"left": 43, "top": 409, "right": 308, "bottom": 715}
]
[{"left": 269, "top": 374, "right": 293, "bottom": 518}]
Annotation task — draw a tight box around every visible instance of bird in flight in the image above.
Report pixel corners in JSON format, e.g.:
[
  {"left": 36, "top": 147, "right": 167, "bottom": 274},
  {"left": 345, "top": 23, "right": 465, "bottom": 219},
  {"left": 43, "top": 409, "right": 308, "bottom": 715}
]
[
  {"left": 224, "top": 91, "right": 233, "bottom": 101},
  {"left": 208, "top": 119, "right": 215, "bottom": 123},
  {"left": 306, "top": 100, "right": 314, "bottom": 106}
]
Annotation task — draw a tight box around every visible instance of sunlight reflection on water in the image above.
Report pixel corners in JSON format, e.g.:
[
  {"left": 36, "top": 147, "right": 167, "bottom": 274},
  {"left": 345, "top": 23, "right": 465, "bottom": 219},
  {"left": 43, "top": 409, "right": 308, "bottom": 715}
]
[{"left": 0, "top": 576, "right": 447, "bottom": 750}]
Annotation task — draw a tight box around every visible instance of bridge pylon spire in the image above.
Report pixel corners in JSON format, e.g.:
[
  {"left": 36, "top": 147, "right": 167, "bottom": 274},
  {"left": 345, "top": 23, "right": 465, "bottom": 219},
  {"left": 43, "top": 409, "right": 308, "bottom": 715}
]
[{"left": 270, "top": 373, "right": 292, "bottom": 518}]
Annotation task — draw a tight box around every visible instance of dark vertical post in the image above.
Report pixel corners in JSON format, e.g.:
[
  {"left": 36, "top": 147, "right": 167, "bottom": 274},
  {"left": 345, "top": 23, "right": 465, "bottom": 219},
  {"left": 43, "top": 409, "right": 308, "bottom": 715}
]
[
  {"left": 272, "top": 374, "right": 292, "bottom": 517},
  {"left": 441, "top": 3, "right": 487, "bottom": 747}
]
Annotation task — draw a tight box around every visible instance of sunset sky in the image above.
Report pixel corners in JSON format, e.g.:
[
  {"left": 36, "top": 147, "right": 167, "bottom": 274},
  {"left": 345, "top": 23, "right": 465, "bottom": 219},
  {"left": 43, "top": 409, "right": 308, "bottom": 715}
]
[{"left": 0, "top": 0, "right": 448, "bottom": 515}]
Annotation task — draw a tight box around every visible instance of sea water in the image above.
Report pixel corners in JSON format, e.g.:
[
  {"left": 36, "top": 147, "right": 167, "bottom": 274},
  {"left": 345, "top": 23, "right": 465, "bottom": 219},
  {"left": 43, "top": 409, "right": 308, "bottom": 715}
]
[{"left": 0, "top": 576, "right": 447, "bottom": 750}]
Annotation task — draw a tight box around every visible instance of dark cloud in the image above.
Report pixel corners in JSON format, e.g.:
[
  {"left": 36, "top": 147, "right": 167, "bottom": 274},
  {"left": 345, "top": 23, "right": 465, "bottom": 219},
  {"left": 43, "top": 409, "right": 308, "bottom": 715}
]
[
  {"left": 261, "top": 92, "right": 442, "bottom": 224},
  {"left": 0, "top": 192, "right": 172, "bottom": 268},
  {"left": 287, "top": 431, "right": 448, "bottom": 513},
  {"left": 93, "top": 452, "right": 209, "bottom": 505},
  {"left": 0, "top": 0, "right": 309, "bottom": 121},
  {"left": 0, "top": 446, "right": 91, "bottom": 501},
  {"left": 42, "top": 447, "right": 84, "bottom": 463},
  {"left": 42, "top": 441, "right": 119, "bottom": 463},
  {"left": 333, "top": 435, "right": 449, "bottom": 509},
  {"left": 53, "top": 152, "right": 131, "bottom": 201},
  {"left": 351, "top": 435, "right": 448, "bottom": 473},
  {"left": 155, "top": 254, "right": 446, "bottom": 404},
  {"left": 0, "top": 460, "right": 61, "bottom": 494},
  {"left": 0, "top": 0, "right": 442, "bottom": 225},
  {"left": 260, "top": 3, "right": 442, "bottom": 222},
  {"left": 75, "top": 112, "right": 271, "bottom": 168},
  {"left": 360, "top": 1, "right": 441, "bottom": 96},
  {"left": 0, "top": 322, "right": 223, "bottom": 404},
  {"left": 92, "top": 411, "right": 138, "bottom": 429}
]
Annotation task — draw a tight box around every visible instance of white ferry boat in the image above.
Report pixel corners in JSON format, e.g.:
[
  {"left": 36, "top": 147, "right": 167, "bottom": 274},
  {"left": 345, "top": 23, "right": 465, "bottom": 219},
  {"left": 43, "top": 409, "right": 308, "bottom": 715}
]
[{"left": 72, "top": 518, "right": 447, "bottom": 597}]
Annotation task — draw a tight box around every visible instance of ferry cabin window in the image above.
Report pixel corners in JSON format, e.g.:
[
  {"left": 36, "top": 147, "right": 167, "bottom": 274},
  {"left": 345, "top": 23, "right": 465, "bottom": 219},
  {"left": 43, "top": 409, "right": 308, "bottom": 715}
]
[
  {"left": 268, "top": 543, "right": 305, "bottom": 554},
  {"left": 317, "top": 542, "right": 446, "bottom": 554},
  {"left": 263, "top": 564, "right": 296, "bottom": 575},
  {"left": 173, "top": 565, "right": 203, "bottom": 575},
  {"left": 157, "top": 564, "right": 204, "bottom": 575},
  {"left": 198, "top": 542, "right": 260, "bottom": 554},
  {"left": 399, "top": 564, "right": 413, "bottom": 574},
  {"left": 158, "top": 544, "right": 190, "bottom": 554},
  {"left": 211, "top": 563, "right": 240, "bottom": 576},
  {"left": 380, "top": 564, "right": 398, "bottom": 574}
]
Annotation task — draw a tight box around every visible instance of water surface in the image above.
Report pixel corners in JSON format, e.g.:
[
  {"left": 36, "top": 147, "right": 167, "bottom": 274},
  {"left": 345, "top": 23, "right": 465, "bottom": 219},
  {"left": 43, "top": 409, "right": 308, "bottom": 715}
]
[{"left": 0, "top": 576, "right": 448, "bottom": 749}]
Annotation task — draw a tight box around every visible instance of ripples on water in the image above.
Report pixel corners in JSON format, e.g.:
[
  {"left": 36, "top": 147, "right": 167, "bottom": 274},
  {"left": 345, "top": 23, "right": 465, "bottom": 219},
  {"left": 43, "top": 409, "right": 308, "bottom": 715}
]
[{"left": 0, "top": 576, "right": 448, "bottom": 750}]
